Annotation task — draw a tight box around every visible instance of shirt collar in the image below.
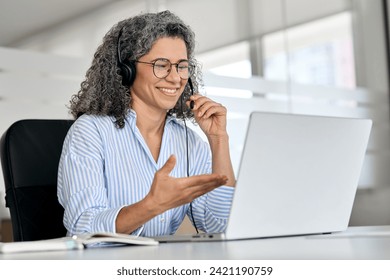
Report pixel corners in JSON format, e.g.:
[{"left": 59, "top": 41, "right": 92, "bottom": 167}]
[{"left": 125, "top": 109, "right": 181, "bottom": 127}]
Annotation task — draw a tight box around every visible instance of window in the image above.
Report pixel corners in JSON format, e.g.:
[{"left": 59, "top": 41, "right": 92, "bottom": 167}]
[
  {"left": 263, "top": 12, "right": 356, "bottom": 89},
  {"left": 197, "top": 41, "right": 252, "bottom": 98}
]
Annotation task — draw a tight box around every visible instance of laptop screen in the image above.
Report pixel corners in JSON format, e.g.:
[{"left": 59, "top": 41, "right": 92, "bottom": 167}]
[{"left": 225, "top": 112, "right": 372, "bottom": 240}]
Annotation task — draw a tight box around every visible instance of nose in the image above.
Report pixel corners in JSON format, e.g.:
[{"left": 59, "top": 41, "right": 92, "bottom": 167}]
[{"left": 165, "top": 64, "right": 181, "bottom": 83}]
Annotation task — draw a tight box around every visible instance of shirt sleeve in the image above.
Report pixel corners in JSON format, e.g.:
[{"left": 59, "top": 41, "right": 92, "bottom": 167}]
[
  {"left": 190, "top": 185, "right": 234, "bottom": 233},
  {"left": 186, "top": 132, "right": 235, "bottom": 233},
  {"left": 57, "top": 116, "right": 121, "bottom": 235}
]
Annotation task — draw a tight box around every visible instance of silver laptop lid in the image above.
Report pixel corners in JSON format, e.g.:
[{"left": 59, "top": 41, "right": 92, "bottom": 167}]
[{"left": 225, "top": 112, "right": 372, "bottom": 240}]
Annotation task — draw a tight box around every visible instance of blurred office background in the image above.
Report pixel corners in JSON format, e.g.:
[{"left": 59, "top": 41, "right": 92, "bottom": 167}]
[{"left": 0, "top": 0, "right": 390, "bottom": 235}]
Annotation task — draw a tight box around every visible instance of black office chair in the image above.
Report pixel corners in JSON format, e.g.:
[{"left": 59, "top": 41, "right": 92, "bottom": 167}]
[{"left": 0, "top": 119, "right": 74, "bottom": 241}]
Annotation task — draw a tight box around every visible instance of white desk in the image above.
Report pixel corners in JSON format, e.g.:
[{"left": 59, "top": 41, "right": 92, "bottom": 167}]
[{"left": 1, "top": 226, "right": 389, "bottom": 260}]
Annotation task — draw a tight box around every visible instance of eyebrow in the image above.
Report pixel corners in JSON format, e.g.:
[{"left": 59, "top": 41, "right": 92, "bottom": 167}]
[{"left": 150, "top": 57, "right": 190, "bottom": 63}]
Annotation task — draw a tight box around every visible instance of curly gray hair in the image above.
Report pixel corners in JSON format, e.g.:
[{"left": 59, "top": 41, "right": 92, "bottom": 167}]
[{"left": 70, "top": 10, "right": 201, "bottom": 128}]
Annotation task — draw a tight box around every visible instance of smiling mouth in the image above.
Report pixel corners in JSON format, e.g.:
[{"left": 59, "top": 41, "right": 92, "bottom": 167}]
[{"left": 158, "top": 87, "right": 178, "bottom": 95}]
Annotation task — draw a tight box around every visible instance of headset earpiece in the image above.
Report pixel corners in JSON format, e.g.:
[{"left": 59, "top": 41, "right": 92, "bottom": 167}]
[
  {"left": 119, "top": 60, "right": 136, "bottom": 87},
  {"left": 117, "top": 27, "right": 136, "bottom": 87}
]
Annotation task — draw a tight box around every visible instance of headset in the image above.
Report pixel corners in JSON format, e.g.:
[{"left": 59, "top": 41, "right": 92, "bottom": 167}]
[
  {"left": 117, "top": 26, "right": 195, "bottom": 104},
  {"left": 117, "top": 27, "right": 136, "bottom": 87}
]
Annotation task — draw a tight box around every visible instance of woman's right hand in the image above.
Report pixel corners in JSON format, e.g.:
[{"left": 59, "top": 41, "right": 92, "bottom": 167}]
[
  {"left": 146, "top": 155, "right": 228, "bottom": 213},
  {"left": 116, "top": 155, "right": 227, "bottom": 234}
]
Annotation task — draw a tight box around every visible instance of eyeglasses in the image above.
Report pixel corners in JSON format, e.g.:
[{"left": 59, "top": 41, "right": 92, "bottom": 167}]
[{"left": 136, "top": 58, "right": 194, "bottom": 79}]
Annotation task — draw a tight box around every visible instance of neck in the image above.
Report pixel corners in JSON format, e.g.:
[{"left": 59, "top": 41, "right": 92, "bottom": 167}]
[
  {"left": 131, "top": 101, "right": 167, "bottom": 163},
  {"left": 136, "top": 112, "right": 166, "bottom": 136},
  {"left": 132, "top": 103, "right": 167, "bottom": 135}
]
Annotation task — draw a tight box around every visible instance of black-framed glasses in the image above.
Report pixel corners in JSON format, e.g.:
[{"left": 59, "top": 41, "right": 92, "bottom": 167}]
[{"left": 136, "top": 58, "right": 194, "bottom": 79}]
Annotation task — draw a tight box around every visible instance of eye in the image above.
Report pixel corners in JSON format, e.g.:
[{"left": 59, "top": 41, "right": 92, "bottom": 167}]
[
  {"left": 178, "top": 66, "right": 189, "bottom": 71},
  {"left": 154, "top": 59, "right": 170, "bottom": 69},
  {"left": 177, "top": 62, "right": 189, "bottom": 71}
]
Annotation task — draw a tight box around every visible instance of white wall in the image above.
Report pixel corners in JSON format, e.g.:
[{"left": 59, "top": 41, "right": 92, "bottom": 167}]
[{"left": 12, "top": 0, "right": 352, "bottom": 54}]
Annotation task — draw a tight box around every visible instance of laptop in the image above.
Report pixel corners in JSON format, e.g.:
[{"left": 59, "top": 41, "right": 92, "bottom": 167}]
[{"left": 154, "top": 112, "right": 372, "bottom": 242}]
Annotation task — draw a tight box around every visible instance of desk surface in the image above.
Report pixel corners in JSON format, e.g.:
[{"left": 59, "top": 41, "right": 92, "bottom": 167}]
[{"left": 1, "top": 226, "right": 390, "bottom": 260}]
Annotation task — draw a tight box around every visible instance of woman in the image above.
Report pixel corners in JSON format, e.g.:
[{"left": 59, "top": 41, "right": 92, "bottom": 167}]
[{"left": 57, "top": 10, "right": 235, "bottom": 237}]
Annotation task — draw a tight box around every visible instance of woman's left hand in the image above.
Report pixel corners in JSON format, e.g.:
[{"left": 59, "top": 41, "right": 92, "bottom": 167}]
[
  {"left": 187, "top": 94, "right": 236, "bottom": 187},
  {"left": 187, "top": 94, "right": 228, "bottom": 139}
]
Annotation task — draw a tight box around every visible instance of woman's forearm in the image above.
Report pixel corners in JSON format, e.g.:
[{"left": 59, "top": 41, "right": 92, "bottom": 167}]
[{"left": 208, "top": 134, "right": 236, "bottom": 187}]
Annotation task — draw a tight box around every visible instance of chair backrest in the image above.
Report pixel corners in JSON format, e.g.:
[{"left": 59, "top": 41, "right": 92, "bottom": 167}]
[{"left": 0, "top": 119, "right": 74, "bottom": 241}]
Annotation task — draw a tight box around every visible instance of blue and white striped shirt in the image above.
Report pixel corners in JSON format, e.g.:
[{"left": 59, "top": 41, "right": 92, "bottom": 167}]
[{"left": 57, "top": 110, "right": 234, "bottom": 237}]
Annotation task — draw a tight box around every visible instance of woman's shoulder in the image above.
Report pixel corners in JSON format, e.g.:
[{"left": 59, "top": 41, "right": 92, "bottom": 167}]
[
  {"left": 67, "top": 114, "right": 120, "bottom": 139},
  {"left": 73, "top": 114, "right": 116, "bottom": 128}
]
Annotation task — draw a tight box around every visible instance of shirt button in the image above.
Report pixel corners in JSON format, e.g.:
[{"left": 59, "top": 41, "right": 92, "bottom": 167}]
[{"left": 160, "top": 217, "right": 165, "bottom": 223}]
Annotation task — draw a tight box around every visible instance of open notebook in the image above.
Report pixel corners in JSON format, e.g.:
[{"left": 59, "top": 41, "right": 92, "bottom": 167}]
[
  {"left": 154, "top": 112, "right": 372, "bottom": 242},
  {"left": 0, "top": 232, "right": 158, "bottom": 254}
]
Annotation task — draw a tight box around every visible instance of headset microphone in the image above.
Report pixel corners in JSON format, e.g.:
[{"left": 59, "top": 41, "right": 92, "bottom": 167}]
[{"left": 188, "top": 78, "right": 195, "bottom": 109}]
